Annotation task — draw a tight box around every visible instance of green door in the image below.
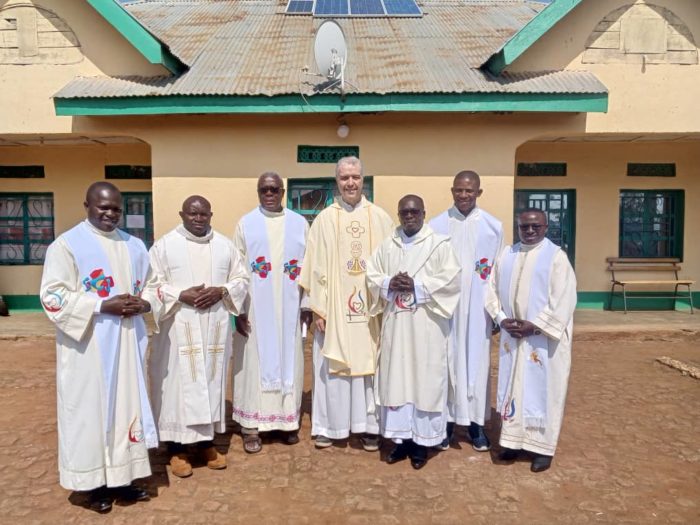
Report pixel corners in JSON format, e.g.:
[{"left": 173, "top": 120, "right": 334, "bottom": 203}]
[
  {"left": 514, "top": 189, "right": 576, "bottom": 266},
  {"left": 119, "top": 192, "right": 154, "bottom": 248}
]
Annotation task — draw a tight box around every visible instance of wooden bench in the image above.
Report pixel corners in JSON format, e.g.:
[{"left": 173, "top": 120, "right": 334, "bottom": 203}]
[{"left": 606, "top": 257, "right": 694, "bottom": 313}]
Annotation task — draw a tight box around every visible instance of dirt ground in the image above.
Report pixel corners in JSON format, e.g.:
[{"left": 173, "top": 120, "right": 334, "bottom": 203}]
[{"left": 0, "top": 332, "right": 698, "bottom": 524}]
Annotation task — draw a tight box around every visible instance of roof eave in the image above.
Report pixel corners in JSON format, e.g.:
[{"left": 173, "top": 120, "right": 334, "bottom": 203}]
[
  {"left": 87, "top": 0, "right": 187, "bottom": 75},
  {"left": 53, "top": 92, "right": 609, "bottom": 116},
  {"left": 483, "top": 0, "right": 583, "bottom": 76}
]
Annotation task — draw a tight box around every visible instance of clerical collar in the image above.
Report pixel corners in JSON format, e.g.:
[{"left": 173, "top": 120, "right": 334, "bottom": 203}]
[
  {"left": 399, "top": 227, "right": 421, "bottom": 245},
  {"left": 451, "top": 206, "right": 479, "bottom": 221},
  {"left": 259, "top": 205, "right": 285, "bottom": 218},
  {"left": 84, "top": 219, "right": 120, "bottom": 239},
  {"left": 337, "top": 196, "right": 364, "bottom": 212},
  {"left": 177, "top": 224, "right": 213, "bottom": 243},
  {"left": 520, "top": 238, "right": 546, "bottom": 252}
]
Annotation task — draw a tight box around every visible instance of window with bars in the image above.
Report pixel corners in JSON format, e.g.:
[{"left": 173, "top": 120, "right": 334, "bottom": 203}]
[
  {"left": 619, "top": 190, "right": 684, "bottom": 258},
  {"left": 118, "top": 192, "right": 154, "bottom": 248},
  {"left": 297, "top": 145, "right": 360, "bottom": 164},
  {"left": 514, "top": 189, "right": 576, "bottom": 265},
  {"left": 517, "top": 163, "right": 567, "bottom": 177},
  {"left": 287, "top": 177, "right": 373, "bottom": 225},
  {"left": 0, "top": 193, "right": 54, "bottom": 265},
  {"left": 105, "top": 165, "right": 152, "bottom": 180}
]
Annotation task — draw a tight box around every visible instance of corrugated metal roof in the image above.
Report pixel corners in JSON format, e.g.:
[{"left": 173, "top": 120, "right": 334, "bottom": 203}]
[{"left": 56, "top": 0, "right": 607, "bottom": 98}]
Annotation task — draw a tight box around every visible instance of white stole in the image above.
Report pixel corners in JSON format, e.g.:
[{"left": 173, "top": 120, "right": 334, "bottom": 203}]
[
  {"left": 496, "top": 238, "right": 558, "bottom": 429},
  {"left": 63, "top": 221, "right": 157, "bottom": 449},
  {"left": 165, "top": 229, "right": 230, "bottom": 426},
  {"left": 242, "top": 208, "right": 306, "bottom": 393},
  {"left": 431, "top": 209, "right": 501, "bottom": 396}
]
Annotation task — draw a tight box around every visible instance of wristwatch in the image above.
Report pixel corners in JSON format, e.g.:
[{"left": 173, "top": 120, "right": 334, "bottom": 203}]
[
  {"left": 533, "top": 328, "right": 541, "bottom": 335},
  {"left": 220, "top": 287, "right": 229, "bottom": 299}
]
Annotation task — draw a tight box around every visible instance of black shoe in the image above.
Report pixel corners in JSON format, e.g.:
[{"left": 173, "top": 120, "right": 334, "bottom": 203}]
[
  {"left": 87, "top": 487, "right": 112, "bottom": 513},
  {"left": 361, "top": 433, "right": 381, "bottom": 452},
  {"left": 467, "top": 422, "right": 491, "bottom": 451},
  {"left": 386, "top": 442, "right": 411, "bottom": 464},
  {"left": 531, "top": 454, "right": 553, "bottom": 473},
  {"left": 410, "top": 445, "right": 428, "bottom": 470},
  {"left": 498, "top": 447, "right": 521, "bottom": 462},
  {"left": 116, "top": 484, "right": 150, "bottom": 502}
]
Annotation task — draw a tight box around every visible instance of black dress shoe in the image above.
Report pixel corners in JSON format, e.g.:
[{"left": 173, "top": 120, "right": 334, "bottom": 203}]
[
  {"left": 498, "top": 447, "right": 521, "bottom": 462},
  {"left": 410, "top": 445, "right": 428, "bottom": 470},
  {"left": 386, "top": 442, "right": 411, "bottom": 464},
  {"left": 531, "top": 454, "right": 553, "bottom": 473},
  {"left": 116, "top": 484, "right": 150, "bottom": 502},
  {"left": 88, "top": 487, "right": 112, "bottom": 513}
]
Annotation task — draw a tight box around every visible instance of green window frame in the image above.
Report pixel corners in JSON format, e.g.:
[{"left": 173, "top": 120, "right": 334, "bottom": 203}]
[
  {"left": 619, "top": 190, "right": 684, "bottom": 259},
  {"left": 119, "top": 192, "right": 154, "bottom": 248},
  {"left": 287, "top": 177, "right": 374, "bottom": 224},
  {"left": 0, "top": 193, "right": 54, "bottom": 265},
  {"left": 514, "top": 189, "right": 576, "bottom": 265},
  {"left": 297, "top": 145, "right": 360, "bottom": 164}
]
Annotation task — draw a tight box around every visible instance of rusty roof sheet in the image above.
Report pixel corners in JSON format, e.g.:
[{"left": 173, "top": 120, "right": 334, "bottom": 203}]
[{"left": 56, "top": 0, "right": 607, "bottom": 98}]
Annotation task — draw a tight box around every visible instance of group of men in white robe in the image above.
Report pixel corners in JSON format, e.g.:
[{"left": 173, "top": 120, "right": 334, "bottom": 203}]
[{"left": 40, "top": 159, "right": 577, "bottom": 512}]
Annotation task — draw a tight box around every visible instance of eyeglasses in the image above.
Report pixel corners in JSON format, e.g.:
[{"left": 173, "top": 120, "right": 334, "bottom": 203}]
[
  {"left": 257, "top": 186, "right": 282, "bottom": 195},
  {"left": 518, "top": 224, "right": 545, "bottom": 231},
  {"left": 398, "top": 209, "right": 423, "bottom": 218}
]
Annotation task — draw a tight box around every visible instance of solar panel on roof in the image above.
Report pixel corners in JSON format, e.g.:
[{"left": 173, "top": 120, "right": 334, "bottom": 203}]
[
  {"left": 314, "top": 0, "right": 349, "bottom": 16},
  {"left": 384, "top": 0, "right": 422, "bottom": 15},
  {"left": 286, "top": 0, "right": 314, "bottom": 14},
  {"left": 349, "top": 0, "right": 384, "bottom": 15}
]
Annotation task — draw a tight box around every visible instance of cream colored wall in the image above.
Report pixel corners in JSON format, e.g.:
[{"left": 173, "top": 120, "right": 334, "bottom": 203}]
[
  {"left": 0, "top": 142, "right": 151, "bottom": 294},
  {"left": 0, "top": 0, "right": 167, "bottom": 135},
  {"left": 507, "top": 0, "right": 700, "bottom": 134},
  {"left": 72, "top": 112, "right": 587, "bottom": 237},
  {"left": 515, "top": 140, "right": 700, "bottom": 291}
]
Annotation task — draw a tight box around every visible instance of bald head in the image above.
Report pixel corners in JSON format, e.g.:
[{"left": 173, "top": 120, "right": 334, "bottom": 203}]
[
  {"left": 85, "top": 181, "right": 120, "bottom": 203},
  {"left": 453, "top": 170, "right": 481, "bottom": 188},
  {"left": 257, "top": 172, "right": 285, "bottom": 212},
  {"left": 451, "top": 170, "right": 483, "bottom": 216},
  {"left": 84, "top": 182, "right": 122, "bottom": 232},
  {"left": 398, "top": 194, "right": 425, "bottom": 237},
  {"left": 181, "top": 195, "right": 211, "bottom": 212},
  {"left": 180, "top": 195, "right": 212, "bottom": 237}
]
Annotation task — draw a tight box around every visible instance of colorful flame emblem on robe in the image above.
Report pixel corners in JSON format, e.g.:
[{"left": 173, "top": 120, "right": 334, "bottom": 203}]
[
  {"left": 529, "top": 350, "right": 544, "bottom": 367},
  {"left": 474, "top": 257, "right": 492, "bottom": 280},
  {"left": 133, "top": 279, "right": 143, "bottom": 296},
  {"left": 395, "top": 292, "right": 416, "bottom": 311},
  {"left": 283, "top": 259, "right": 301, "bottom": 281},
  {"left": 82, "top": 268, "right": 114, "bottom": 298},
  {"left": 128, "top": 416, "right": 144, "bottom": 443},
  {"left": 42, "top": 291, "right": 64, "bottom": 313},
  {"left": 251, "top": 256, "right": 271, "bottom": 279},
  {"left": 502, "top": 399, "right": 515, "bottom": 421},
  {"left": 347, "top": 286, "right": 366, "bottom": 315}
]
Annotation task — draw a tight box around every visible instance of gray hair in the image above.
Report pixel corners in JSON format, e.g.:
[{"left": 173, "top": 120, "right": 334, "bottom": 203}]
[{"left": 335, "top": 156, "right": 363, "bottom": 178}]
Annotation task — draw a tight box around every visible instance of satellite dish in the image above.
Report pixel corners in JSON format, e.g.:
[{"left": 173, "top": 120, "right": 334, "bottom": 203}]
[{"left": 314, "top": 20, "right": 347, "bottom": 88}]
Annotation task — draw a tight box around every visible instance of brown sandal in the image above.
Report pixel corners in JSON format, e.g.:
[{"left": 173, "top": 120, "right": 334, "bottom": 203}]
[{"left": 243, "top": 433, "right": 262, "bottom": 454}]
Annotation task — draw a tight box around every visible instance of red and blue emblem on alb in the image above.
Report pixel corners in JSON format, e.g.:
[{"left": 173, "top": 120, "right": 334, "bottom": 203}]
[
  {"left": 283, "top": 259, "right": 301, "bottom": 281},
  {"left": 474, "top": 257, "right": 492, "bottom": 280},
  {"left": 82, "top": 268, "right": 114, "bottom": 298},
  {"left": 251, "top": 256, "right": 271, "bottom": 279}
]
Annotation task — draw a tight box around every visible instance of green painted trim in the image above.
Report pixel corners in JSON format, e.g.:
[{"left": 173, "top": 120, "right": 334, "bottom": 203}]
[
  {"left": 3, "top": 295, "right": 42, "bottom": 311},
  {"left": 577, "top": 291, "right": 698, "bottom": 311},
  {"left": 484, "top": 0, "right": 583, "bottom": 75},
  {"left": 54, "top": 92, "right": 607, "bottom": 116},
  {"left": 86, "top": 0, "right": 186, "bottom": 74}
]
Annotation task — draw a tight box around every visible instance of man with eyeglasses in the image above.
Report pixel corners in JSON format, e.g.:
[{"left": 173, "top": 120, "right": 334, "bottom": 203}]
[
  {"left": 367, "top": 195, "right": 461, "bottom": 469},
  {"left": 299, "top": 156, "right": 394, "bottom": 451},
  {"left": 486, "top": 208, "right": 577, "bottom": 472},
  {"left": 149, "top": 195, "right": 248, "bottom": 477},
  {"left": 231, "top": 173, "right": 311, "bottom": 453},
  {"left": 429, "top": 170, "right": 504, "bottom": 452}
]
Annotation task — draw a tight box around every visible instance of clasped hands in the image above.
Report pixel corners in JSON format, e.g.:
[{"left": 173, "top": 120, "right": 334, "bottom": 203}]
[
  {"left": 500, "top": 318, "right": 538, "bottom": 339},
  {"left": 179, "top": 284, "right": 225, "bottom": 310},
  {"left": 100, "top": 293, "right": 150, "bottom": 317},
  {"left": 388, "top": 272, "right": 415, "bottom": 294}
]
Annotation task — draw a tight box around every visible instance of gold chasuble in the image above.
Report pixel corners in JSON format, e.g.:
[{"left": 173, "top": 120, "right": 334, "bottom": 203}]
[{"left": 301, "top": 197, "right": 394, "bottom": 376}]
